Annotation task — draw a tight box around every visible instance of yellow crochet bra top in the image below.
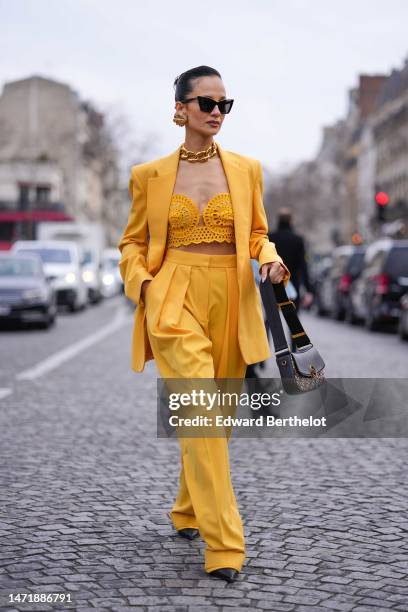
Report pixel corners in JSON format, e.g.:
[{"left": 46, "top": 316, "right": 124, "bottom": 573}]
[{"left": 166, "top": 192, "right": 235, "bottom": 248}]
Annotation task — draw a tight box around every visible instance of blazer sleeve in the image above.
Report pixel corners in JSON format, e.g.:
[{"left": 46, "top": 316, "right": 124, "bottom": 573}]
[
  {"left": 250, "top": 160, "right": 291, "bottom": 287},
  {"left": 117, "top": 166, "right": 154, "bottom": 307}
]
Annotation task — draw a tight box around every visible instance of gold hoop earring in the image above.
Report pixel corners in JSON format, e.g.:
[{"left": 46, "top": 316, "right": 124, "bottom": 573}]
[{"left": 173, "top": 112, "right": 187, "bottom": 127}]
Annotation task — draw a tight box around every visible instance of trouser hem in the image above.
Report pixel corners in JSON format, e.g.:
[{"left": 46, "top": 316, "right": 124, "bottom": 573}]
[
  {"left": 205, "top": 551, "right": 246, "bottom": 574},
  {"left": 168, "top": 511, "right": 199, "bottom": 531}
]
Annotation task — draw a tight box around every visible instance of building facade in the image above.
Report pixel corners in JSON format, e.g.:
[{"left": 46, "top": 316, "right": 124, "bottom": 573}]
[{"left": 0, "top": 75, "right": 123, "bottom": 245}]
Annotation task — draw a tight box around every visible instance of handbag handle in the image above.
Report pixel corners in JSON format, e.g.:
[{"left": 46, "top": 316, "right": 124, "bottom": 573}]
[{"left": 259, "top": 277, "right": 311, "bottom": 355}]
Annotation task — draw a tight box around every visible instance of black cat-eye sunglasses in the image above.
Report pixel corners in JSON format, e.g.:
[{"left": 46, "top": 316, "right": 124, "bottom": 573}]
[{"left": 182, "top": 96, "right": 234, "bottom": 114}]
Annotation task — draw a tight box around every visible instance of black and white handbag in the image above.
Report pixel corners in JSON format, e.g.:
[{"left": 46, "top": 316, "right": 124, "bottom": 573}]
[{"left": 259, "top": 277, "right": 326, "bottom": 395}]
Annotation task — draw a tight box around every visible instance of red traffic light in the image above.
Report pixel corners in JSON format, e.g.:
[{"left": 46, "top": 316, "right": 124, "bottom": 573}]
[{"left": 375, "top": 191, "right": 389, "bottom": 206}]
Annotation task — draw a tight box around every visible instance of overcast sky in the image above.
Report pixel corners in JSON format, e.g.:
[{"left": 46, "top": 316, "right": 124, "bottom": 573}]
[{"left": 2, "top": 0, "right": 408, "bottom": 174}]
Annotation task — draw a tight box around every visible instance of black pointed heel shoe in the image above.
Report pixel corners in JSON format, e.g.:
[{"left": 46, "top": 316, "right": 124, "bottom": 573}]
[
  {"left": 177, "top": 527, "right": 199, "bottom": 540},
  {"left": 209, "top": 567, "right": 239, "bottom": 583}
]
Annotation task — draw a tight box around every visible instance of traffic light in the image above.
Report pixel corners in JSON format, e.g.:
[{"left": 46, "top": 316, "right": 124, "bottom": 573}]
[
  {"left": 351, "top": 232, "right": 362, "bottom": 245},
  {"left": 375, "top": 191, "right": 389, "bottom": 222}
]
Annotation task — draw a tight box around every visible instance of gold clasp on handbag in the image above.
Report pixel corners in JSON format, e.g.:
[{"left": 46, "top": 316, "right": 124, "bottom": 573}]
[{"left": 309, "top": 365, "right": 317, "bottom": 377}]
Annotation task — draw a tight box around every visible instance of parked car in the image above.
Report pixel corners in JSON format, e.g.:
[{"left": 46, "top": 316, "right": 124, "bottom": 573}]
[
  {"left": 81, "top": 248, "right": 104, "bottom": 304},
  {"left": 37, "top": 222, "right": 106, "bottom": 304},
  {"left": 0, "top": 252, "right": 57, "bottom": 328},
  {"left": 329, "top": 246, "right": 366, "bottom": 320},
  {"left": 398, "top": 293, "right": 408, "bottom": 341},
  {"left": 11, "top": 240, "right": 88, "bottom": 312},
  {"left": 350, "top": 238, "right": 408, "bottom": 331},
  {"left": 313, "top": 255, "right": 333, "bottom": 316},
  {"left": 101, "top": 248, "right": 123, "bottom": 298},
  {"left": 341, "top": 248, "right": 367, "bottom": 324}
]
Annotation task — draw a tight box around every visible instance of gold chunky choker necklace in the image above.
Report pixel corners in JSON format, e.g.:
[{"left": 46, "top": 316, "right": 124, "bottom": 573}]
[{"left": 180, "top": 141, "right": 217, "bottom": 163}]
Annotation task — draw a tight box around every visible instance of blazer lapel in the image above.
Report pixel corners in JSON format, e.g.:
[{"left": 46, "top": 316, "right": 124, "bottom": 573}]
[
  {"left": 217, "top": 142, "right": 250, "bottom": 264},
  {"left": 146, "top": 145, "right": 181, "bottom": 271},
  {"left": 146, "top": 141, "right": 251, "bottom": 272}
]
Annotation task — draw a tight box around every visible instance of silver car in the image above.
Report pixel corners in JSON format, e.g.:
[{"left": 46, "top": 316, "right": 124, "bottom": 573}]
[
  {"left": 0, "top": 252, "right": 57, "bottom": 328},
  {"left": 11, "top": 240, "right": 88, "bottom": 312}
]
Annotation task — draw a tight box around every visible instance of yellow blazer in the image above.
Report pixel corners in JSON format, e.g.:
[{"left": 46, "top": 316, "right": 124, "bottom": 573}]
[{"left": 118, "top": 141, "right": 291, "bottom": 372}]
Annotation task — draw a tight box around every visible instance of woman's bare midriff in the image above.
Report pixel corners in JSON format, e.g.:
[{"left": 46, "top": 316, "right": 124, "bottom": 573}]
[{"left": 169, "top": 241, "right": 236, "bottom": 254}]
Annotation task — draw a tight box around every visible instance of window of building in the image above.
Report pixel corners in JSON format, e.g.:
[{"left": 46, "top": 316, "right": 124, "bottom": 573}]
[
  {"left": 36, "top": 186, "right": 51, "bottom": 204},
  {"left": 18, "top": 184, "right": 30, "bottom": 211}
]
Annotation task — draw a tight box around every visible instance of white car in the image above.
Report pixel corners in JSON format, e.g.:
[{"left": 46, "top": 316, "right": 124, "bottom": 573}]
[
  {"left": 11, "top": 240, "right": 88, "bottom": 312},
  {"left": 101, "top": 248, "right": 124, "bottom": 297},
  {"left": 81, "top": 247, "right": 104, "bottom": 304}
]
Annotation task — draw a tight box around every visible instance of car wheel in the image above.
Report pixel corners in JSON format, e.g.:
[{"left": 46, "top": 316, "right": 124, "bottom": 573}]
[
  {"left": 332, "top": 303, "right": 345, "bottom": 321},
  {"left": 365, "top": 308, "right": 381, "bottom": 332},
  {"left": 38, "top": 314, "right": 55, "bottom": 329},
  {"left": 398, "top": 316, "right": 408, "bottom": 341},
  {"left": 68, "top": 301, "right": 79, "bottom": 313},
  {"left": 345, "top": 303, "right": 357, "bottom": 325}
]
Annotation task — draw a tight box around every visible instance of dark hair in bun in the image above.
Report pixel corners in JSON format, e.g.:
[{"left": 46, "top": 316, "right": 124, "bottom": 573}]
[{"left": 174, "top": 66, "right": 222, "bottom": 102}]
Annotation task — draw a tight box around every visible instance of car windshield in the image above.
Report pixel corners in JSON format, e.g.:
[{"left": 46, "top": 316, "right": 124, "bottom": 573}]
[
  {"left": 385, "top": 247, "right": 408, "bottom": 277},
  {"left": 0, "top": 258, "right": 42, "bottom": 277},
  {"left": 16, "top": 248, "right": 72, "bottom": 264}
]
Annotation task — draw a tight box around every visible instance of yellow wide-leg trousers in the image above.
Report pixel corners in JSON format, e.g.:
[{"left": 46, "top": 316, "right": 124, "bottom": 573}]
[{"left": 146, "top": 247, "right": 247, "bottom": 573}]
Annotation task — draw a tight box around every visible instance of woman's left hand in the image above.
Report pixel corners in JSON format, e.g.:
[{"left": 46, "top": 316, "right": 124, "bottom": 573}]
[{"left": 260, "top": 261, "right": 287, "bottom": 284}]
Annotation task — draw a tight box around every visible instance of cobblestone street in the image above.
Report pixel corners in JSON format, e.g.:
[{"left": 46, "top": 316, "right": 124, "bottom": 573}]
[{"left": 1, "top": 297, "right": 407, "bottom": 611}]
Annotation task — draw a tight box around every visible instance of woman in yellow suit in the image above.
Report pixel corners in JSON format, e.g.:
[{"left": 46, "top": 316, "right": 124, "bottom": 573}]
[{"left": 118, "top": 66, "right": 291, "bottom": 583}]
